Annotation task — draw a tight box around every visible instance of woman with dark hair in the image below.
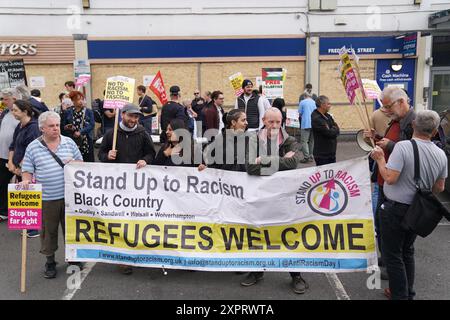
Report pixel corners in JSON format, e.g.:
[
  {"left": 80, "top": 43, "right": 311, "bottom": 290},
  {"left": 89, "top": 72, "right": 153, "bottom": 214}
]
[
  {"left": 153, "top": 118, "right": 198, "bottom": 167},
  {"left": 200, "top": 109, "right": 248, "bottom": 172},
  {"left": 272, "top": 98, "right": 287, "bottom": 128},
  {"left": 7, "top": 99, "right": 41, "bottom": 237},
  {"left": 64, "top": 91, "right": 95, "bottom": 162}
]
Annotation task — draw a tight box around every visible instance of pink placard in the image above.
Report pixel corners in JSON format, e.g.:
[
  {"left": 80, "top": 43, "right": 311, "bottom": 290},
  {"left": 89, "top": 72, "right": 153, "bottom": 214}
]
[
  {"left": 8, "top": 208, "right": 42, "bottom": 230},
  {"left": 7, "top": 183, "right": 42, "bottom": 230}
]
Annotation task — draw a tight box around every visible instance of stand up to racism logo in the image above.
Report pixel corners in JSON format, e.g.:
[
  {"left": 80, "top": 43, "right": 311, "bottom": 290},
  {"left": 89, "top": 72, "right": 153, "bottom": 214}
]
[{"left": 296, "top": 169, "right": 361, "bottom": 217}]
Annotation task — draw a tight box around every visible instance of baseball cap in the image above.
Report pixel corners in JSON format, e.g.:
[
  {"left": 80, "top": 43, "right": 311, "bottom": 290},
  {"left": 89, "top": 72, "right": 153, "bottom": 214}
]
[{"left": 121, "top": 103, "right": 142, "bottom": 115}]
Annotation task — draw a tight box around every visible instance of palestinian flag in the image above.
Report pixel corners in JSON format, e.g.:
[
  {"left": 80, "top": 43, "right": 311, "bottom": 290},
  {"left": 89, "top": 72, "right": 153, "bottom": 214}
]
[{"left": 262, "top": 68, "right": 283, "bottom": 81}]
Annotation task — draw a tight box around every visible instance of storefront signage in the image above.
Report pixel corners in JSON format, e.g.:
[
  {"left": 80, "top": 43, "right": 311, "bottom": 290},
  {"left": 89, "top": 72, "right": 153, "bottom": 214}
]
[
  {"left": 403, "top": 33, "right": 418, "bottom": 58},
  {"left": 0, "top": 43, "right": 37, "bottom": 56},
  {"left": 376, "top": 59, "right": 416, "bottom": 107},
  {"left": 320, "top": 37, "right": 403, "bottom": 56}
]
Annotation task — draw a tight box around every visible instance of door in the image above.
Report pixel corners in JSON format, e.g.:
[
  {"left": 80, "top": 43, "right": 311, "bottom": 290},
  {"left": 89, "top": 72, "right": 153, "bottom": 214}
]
[{"left": 430, "top": 68, "right": 450, "bottom": 114}]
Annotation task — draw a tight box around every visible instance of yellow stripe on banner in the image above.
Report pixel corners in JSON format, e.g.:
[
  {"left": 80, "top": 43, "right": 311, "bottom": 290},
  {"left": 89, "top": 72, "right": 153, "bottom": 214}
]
[
  {"left": 66, "top": 216, "right": 376, "bottom": 254},
  {"left": 8, "top": 191, "right": 42, "bottom": 209}
]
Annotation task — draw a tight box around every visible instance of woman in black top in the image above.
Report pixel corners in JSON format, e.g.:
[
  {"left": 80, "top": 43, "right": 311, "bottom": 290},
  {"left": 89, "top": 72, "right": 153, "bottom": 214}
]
[
  {"left": 201, "top": 109, "right": 248, "bottom": 172},
  {"left": 153, "top": 119, "right": 197, "bottom": 167}
]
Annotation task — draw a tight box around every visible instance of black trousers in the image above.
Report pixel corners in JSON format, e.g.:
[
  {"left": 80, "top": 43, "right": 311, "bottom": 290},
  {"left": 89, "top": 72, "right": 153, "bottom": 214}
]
[
  {"left": 0, "top": 159, "right": 14, "bottom": 215},
  {"left": 379, "top": 200, "right": 417, "bottom": 300},
  {"left": 314, "top": 157, "right": 336, "bottom": 166}
]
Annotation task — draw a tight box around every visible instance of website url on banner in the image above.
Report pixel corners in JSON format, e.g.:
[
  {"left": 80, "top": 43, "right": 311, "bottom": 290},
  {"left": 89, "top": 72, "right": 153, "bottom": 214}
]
[
  {"left": 76, "top": 249, "right": 367, "bottom": 270},
  {"left": 154, "top": 212, "right": 195, "bottom": 220}
]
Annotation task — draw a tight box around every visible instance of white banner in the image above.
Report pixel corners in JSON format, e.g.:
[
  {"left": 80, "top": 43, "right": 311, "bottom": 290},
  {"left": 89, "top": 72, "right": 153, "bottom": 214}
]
[{"left": 65, "top": 157, "right": 377, "bottom": 272}]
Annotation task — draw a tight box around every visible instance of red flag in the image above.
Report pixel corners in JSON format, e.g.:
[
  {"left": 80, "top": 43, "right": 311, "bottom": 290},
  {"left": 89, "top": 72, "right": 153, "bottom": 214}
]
[{"left": 149, "top": 71, "right": 168, "bottom": 105}]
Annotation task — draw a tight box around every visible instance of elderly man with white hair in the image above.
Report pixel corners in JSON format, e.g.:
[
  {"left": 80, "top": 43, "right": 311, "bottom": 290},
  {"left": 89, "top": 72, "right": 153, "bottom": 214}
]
[
  {"left": 20, "top": 111, "right": 83, "bottom": 279},
  {"left": 364, "top": 87, "right": 416, "bottom": 281},
  {"left": 243, "top": 107, "right": 309, "bottom": 294},
  {"left": 0, "top": 88, "right": 20, "bottom": 222},
  {"left": 371, "top": 110, "right": 447, "bottom": 300}
]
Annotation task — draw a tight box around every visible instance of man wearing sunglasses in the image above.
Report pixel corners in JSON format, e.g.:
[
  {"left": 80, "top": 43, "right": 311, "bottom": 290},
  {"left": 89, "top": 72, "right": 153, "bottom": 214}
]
[{"left": 191, "top": 89, "right": 205, "bottom": 124}]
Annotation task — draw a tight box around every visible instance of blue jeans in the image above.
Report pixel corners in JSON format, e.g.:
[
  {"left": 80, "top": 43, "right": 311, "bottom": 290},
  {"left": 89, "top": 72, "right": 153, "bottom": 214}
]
[
  {"left": 379, "top": 200, "right": 417, "bottom": 300},
  {"left": 372, "top": 183, "right": 379, "bottom": 219}
]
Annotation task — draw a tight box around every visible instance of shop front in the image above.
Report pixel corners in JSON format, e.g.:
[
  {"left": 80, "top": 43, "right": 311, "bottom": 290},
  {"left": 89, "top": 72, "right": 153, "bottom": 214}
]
[
  {"left": 0, "top": 37, "right": 75, "bottom": 107},
  {"left": 86, "top": 36, "right": 307, "bottom": 107},
  {"left": 319, "top": 36, "right": 418, "bottom": 131}
]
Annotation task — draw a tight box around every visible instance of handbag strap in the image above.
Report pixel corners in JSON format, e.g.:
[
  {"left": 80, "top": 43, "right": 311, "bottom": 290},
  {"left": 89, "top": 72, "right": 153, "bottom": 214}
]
[
  {"left": 410, "top": 139, "right": 421, "bottom": 189},
  {"left": 38, "top": 136, "right": 65, "bottom": 168}
]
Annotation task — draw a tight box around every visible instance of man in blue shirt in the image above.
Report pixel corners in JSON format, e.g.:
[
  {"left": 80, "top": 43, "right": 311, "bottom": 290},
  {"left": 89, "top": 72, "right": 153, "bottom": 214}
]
[{"left": 298, "top": 92, "right": 316, "bottom": 163}]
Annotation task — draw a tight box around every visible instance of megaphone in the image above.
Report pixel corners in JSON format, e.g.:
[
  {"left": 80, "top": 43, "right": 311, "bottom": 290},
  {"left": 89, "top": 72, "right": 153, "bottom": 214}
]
[{"left": 356, "top": 129, "right": 374, "bottom": 153}]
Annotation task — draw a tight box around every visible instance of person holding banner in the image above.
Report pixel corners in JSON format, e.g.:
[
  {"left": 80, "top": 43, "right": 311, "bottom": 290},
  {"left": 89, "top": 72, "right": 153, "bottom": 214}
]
[
  {"left": 311, "top": 95, "right": 340, "bottom": 166},
  {"left": 20, "top": 111, "right": 83, "bottom": 279},
  {"left": 0, "top": 88, "right": 20, "bottom": 222},
  {"left": 202, "top": 109, "right": 248, "bottom": 172},
  {"left": 99, "top": 103, "right": 156, "bottom": 167},
  {"left": 7, "top": 100, "right": 41, "bottom": 237},
  {"left": 65, "top": 91, "right": 95, "bottom": 162},
  {"left": 154, "top": 119, "right": 199, "bottom": 167},
  {"left": 243, "top": 108, "right": 309, "bottom": 294},
  {"left": 99, "top": 104, "right": 156, "bottom": 275},
  {"left": 235, "top": 80, "right": 267, "bottom": 132},
  {"left": 137, "top": 85, "right": 157, "bottom": 136}
]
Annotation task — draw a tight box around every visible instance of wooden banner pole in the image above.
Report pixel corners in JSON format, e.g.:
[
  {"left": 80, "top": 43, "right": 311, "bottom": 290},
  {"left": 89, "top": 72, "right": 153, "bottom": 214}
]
[
  {"left": 111, "top": 110, "right": 119, "bottom": 151},
  {"left": 20, "top": 229, "right": 27, "bottom": 293}
]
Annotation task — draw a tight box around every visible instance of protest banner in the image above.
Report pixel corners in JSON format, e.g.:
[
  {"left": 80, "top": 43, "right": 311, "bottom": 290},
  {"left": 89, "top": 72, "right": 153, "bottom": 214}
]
[
  {"left": 149, "top": 71, "right": 168, "bottom": 105},
  {"left": 65, "top": 158, "right": 377, "bottom": 273},
  {"left": 338, "top": 47, "right": 373, "bottom": 143},
  {"left": 8, "top": 183, "right": 42, "bottom": 293},
  {"left": 338, "top": 48, "right": 359, "bottom": 105},
  {"left": 229, "top": 72, "right": 244, "bottom": 97},
  {"left": 286, "top": 109, "right": 300, "bottom": 128},
  {"left": 103, "top": 76, "right": 136, "bottom": 150},
  {"left": 143, "top": 75, "right": 155, "bottom": 87},
  {"left": 362, "top": 79, "right": 382, "bottom": 100},
  {"left": 30, "top": 76, "right": 45, "bottom": 88},
  {"left": 0, "top": 59, "right": 27, "bottom": 90},
  {"left": 75, "top": 74, "right": 91, "bottom": 88},
  {"left": 262, "top": 68, "right": 284, "bottom": 99}
]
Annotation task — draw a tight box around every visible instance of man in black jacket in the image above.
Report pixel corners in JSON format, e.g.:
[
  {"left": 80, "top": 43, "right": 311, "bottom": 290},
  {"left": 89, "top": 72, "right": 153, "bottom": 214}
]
[
  {"left": 311, "top": 95, "right": 340, "bottom": 166},
  {"left": 160, "top": 85, "right": 188, "bottom": 143},
  {"left": 99, "top": 103, "right": 156, "bottom": 167},
  {"left": 98, "top": 103, "right": 156, "bottom": 275}
]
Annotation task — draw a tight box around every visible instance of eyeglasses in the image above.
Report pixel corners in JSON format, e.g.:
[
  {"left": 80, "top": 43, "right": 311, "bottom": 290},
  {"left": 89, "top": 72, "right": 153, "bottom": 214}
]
[
  {"left": 194, "top": 92, "right": 200, "bottom": 95},
  {"left": 383, "top": 100, "right": 400, "bottom": 110}
]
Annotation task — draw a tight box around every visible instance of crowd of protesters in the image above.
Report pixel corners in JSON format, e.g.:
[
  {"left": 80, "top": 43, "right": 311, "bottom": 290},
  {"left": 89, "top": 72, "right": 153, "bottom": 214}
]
[{"left": 0, "top": 79, "right": 447, "bottom": 300}]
